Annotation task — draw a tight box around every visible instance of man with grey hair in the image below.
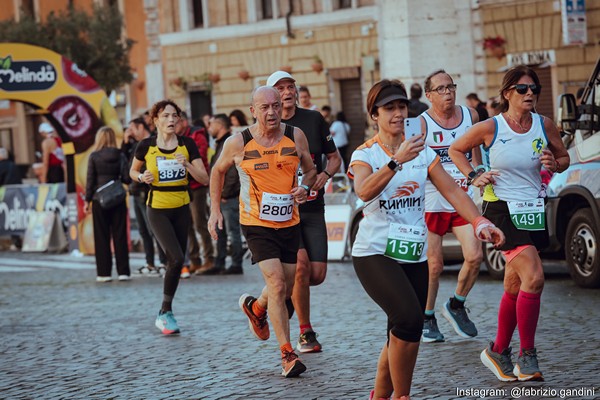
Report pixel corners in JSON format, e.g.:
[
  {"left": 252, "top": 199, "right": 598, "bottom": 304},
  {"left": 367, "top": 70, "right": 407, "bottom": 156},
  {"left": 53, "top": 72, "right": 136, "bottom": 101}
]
[
  {"left": 208, "top": 86, "right": 316, "bottom": 377},
  {"left": 420, "top": 69, "right": 483, "bottom": 343},
  {"left": 267, "top": 70, "right": 341, "bottom": 354}
]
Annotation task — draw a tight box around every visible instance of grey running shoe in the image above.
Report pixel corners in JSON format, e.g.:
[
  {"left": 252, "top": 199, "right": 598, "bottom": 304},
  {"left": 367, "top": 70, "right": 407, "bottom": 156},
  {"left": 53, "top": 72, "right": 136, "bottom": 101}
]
[
  {"left": 442, "top": 299, "right": 478, "bottom": 338},
  {"left": 422, "top": 316, "right": 445, "bottom": 343},
  {"left": 480, "top": 342, "right": 517, "bottom": 382},
  {"left": 514, "top": 348, "right": 544, "bottom": 381},
  {"left": 296, "top": 329, "right": 322, "bottom": 353}
]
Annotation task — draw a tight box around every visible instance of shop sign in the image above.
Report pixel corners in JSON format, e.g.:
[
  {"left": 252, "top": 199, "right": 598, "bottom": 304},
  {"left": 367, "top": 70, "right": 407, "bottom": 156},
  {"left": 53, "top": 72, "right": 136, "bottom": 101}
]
[{"left": 507, "top": 50, "right": 556, "bottom": 68}]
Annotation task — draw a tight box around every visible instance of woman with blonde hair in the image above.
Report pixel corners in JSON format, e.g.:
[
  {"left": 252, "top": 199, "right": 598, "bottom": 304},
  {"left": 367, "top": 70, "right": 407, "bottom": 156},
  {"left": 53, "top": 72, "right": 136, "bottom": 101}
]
[{"left": 85, "top": 126, "right": 131, "bottom": 282}]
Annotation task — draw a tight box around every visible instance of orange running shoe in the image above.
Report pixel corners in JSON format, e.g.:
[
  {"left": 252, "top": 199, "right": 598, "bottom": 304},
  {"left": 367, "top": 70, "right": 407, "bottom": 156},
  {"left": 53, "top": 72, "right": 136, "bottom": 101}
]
[
  {"left": 281, "top": 350, "right": 306, "bottom": 377},
  {"left": 238, "top": 293, "right": 269, "bottom": 340},
  {"left": 180, "top": 266, "right": 191, "bottom": 279}
]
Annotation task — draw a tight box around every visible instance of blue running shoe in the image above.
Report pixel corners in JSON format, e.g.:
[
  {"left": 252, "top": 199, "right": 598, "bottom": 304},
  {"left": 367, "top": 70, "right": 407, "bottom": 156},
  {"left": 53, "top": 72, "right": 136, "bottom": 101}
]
[
  {"left": 155, "top": 311, "right": 180, "bottom": 335},
  {"left": 442, "top": 299, "right": 478, "bottom": 338}
]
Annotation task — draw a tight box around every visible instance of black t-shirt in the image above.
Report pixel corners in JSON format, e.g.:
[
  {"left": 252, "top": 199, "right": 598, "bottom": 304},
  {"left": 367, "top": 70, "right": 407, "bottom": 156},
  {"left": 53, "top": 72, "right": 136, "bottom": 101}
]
[{"left": 282, "top": 107, "right": 337, "bottom": 212}]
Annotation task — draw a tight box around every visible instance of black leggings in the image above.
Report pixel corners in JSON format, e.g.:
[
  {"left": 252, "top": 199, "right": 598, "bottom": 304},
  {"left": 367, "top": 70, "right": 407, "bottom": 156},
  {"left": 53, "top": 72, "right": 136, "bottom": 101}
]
[
  {"left": 147, "top": 205, "right": 191, "bottom": 299},
  {"left": 353, "top": 255, "right": 429, "bottom": 343}
]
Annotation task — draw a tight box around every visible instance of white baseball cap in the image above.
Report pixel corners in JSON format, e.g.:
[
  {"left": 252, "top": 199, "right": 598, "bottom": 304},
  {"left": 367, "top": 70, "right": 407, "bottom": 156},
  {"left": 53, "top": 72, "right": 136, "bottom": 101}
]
[
  {"left": 266, "top": 71, "right": 295, "bottom": 87},
  {"left": 38, "top": 122, "right": 55, "bottom": 133}
]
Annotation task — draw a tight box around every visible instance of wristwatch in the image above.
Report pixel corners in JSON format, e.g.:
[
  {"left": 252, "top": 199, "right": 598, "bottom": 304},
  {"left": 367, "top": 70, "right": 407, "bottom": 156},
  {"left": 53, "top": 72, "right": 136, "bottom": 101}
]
[
  {"left": 137, "top": 173, "right": 144, "bottom": 183},
  {"left": 300, "top": 184, "right": 310, "bottom": 193},
  {"left": 387, "top": 158, "right": 402, "bottom": 172},
  {"left": 466, "top": 170, "right": 480, "bottom": 186}
]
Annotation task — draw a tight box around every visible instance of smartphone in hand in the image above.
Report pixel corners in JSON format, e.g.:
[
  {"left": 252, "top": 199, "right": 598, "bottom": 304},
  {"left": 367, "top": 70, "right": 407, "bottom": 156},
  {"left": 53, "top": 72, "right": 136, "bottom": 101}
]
[{"left": 404, "top": 117, "right": 421, "bottom": 139}]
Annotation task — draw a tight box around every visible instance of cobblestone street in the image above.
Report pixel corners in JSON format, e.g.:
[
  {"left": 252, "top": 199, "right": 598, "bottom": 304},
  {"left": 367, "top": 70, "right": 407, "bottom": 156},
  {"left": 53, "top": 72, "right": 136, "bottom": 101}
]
[{"left": 0, "top": 252, "right": 598, "bottom": 399}]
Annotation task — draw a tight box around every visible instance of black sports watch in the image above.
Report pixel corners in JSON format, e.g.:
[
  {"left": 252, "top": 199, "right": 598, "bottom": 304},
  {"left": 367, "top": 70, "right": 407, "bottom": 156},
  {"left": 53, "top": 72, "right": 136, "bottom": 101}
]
[
  {"left": 466, "top": 170, "right": 480, "bottom": 186},
  {"left": 387, "top": 158, "right": 402, "bottom": 172}
]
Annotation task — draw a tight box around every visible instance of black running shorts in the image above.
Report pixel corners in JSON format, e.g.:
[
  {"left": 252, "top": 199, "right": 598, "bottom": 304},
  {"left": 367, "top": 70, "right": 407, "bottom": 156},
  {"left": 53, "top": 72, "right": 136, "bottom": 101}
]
[
  {"left": 241, "top": 224, "right": 300, "bottom": 264},
  {"left": 482, "top": 200, "right": 549, "bottom": 252},
  {"left": 298, "top": 210, "right": 328, "bottom": 262}
]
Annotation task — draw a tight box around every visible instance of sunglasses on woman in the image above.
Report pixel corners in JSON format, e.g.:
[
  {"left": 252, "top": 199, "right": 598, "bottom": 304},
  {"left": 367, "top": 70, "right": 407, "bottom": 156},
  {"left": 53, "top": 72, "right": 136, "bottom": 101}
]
[{"left": 511, "top": 84, "right": 541, "bottom": 95}]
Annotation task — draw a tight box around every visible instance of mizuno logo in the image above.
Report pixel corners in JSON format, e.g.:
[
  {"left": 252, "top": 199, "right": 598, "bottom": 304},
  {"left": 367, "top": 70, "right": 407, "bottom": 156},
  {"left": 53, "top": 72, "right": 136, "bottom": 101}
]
[{"left": 499, "top": 139, "right": 512, "bottom": 144}]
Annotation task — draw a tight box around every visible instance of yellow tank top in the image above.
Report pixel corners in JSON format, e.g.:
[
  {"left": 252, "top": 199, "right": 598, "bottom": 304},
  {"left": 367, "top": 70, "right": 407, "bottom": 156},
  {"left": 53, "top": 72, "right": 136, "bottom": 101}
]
[
  {"left": 144, "top": 136, "right": 192, "bottom": 209},
  {"left": 237, "top": 125, "right": 300, "bottom": 228}
]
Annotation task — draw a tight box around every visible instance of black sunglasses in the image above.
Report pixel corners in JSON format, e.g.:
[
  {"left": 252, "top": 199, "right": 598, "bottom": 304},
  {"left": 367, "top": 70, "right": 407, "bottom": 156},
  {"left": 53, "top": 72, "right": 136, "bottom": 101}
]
[{"left": 511, "top": 84, "right": 541, "bottom": 95}]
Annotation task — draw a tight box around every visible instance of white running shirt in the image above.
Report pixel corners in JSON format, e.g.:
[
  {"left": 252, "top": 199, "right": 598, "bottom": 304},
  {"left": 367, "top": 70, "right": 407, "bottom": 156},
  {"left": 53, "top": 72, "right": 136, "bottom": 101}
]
[
  {"left": 423, "top": 106, "right": 474, "bottom": 212},
  {"left": 348, "top": 135, "right": 439, "bottom": 263},
  {"left": 483, "top": 113, "right": 548, "bottom": 202}
]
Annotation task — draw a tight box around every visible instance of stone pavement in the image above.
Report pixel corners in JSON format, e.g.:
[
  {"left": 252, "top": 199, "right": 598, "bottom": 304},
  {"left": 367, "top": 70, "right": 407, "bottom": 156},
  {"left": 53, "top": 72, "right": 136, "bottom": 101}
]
[{"left": 0, "top": 252, "right": 598, "bottom": 400}]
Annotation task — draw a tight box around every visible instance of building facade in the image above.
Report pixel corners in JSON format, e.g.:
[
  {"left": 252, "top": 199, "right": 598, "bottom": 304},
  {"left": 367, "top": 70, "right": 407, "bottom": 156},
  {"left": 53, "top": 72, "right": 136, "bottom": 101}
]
[{"left": 479, "top": 0, "right": 600, "bottom": 119}]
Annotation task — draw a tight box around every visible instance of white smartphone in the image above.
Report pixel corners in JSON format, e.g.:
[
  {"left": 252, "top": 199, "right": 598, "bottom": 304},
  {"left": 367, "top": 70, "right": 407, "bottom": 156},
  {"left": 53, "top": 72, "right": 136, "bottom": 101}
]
[{"left": 404, "top": 117, "right": 421, "bottom": 139}]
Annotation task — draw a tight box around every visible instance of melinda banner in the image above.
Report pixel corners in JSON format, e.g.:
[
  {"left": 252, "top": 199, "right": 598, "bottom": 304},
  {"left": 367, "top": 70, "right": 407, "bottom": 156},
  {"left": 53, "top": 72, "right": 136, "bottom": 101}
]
[
  {"left": 0, "top": 43, "right": 124, "bottom": 254},
  {"left": 0, "top": 183, "right": 67, "bottom": 236}
]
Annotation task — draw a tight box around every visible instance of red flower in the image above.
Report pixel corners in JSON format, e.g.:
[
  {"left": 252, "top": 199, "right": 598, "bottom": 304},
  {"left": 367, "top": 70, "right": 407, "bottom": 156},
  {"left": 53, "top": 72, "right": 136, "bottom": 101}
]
[{"left": 483, "top": 36, "right": 506, "bottom": 50}]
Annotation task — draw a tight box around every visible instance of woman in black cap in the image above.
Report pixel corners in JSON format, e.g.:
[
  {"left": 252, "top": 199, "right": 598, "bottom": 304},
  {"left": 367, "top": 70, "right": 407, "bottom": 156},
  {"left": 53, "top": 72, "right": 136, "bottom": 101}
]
[{"left": 348, "top": 79, "right": 505, "bottom": 400}]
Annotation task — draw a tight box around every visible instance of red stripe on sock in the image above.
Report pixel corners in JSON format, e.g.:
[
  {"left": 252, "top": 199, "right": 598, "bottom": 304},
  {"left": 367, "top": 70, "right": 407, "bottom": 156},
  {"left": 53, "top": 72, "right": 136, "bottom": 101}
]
[{"left": 299, "top": 324, "right": 313, "bottom": 334}]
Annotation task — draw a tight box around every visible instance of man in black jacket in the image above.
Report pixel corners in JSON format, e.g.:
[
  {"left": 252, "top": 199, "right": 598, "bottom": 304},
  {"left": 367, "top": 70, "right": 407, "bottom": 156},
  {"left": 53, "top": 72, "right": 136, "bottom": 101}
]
[
  {"left": 207, "top": 114, "right": 243, "bottom": 274},
  {"left": 0, "top": 148, "right": 21, "bottom": 186}
]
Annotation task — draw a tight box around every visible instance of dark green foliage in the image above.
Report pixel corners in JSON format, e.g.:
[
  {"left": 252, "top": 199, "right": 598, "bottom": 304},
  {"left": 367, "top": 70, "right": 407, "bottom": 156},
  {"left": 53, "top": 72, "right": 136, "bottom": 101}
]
[{"left": 0, "top": 3, "right": 135, "bottom": 93}]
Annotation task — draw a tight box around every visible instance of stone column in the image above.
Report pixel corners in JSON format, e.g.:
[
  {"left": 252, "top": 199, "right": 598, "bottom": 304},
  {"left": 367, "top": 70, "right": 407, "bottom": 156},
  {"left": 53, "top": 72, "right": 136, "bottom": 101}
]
[
  {"left": 377, "top": 0, "right": 485, "bottom": 99},
  {"left": 144, "top": 0, "right": 164, "bottom": 106}
]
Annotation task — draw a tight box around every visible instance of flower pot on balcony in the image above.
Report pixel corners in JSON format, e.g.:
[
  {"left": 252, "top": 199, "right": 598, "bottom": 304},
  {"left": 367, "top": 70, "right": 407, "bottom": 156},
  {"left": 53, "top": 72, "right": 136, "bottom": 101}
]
[
  {"left": 311, "top": 62, "right": 324, "bottom": 74},
  {"left": 487, "top": 46, "right": 506, "bottom": 60},
  {"left": 209, "top": 73, "right": 221, "bottom": 84},
  {"left": 238, "top": 70, "right": 250, "bottom": 81},
  {"left": 279, "top": 65, "right": 292, "bottom": 73}
]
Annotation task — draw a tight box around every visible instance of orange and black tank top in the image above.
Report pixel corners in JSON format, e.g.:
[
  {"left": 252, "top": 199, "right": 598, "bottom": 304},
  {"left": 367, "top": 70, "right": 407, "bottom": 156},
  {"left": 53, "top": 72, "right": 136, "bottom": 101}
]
[{"left": 237, "top": 124, "right": 301, "bottom": 228}]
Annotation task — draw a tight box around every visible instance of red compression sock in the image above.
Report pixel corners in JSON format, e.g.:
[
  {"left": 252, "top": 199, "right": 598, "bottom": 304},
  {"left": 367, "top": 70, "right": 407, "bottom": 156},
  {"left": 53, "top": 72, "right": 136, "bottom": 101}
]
[
  {"left": 516, "top": 290, "right": 541, "bottom": 355},
  {"left": 493, "top": 291, "right": 518, "bottom": 354}
]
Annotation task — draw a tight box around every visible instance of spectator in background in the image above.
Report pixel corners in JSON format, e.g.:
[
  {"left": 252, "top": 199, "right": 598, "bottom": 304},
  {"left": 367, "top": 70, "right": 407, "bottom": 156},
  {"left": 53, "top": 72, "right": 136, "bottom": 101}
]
[
  {"left": 38, "top": 122, "right": 65, "bottom": 183},
  {"left": 122, "top": 117, "right": 167, "bottom": 275},
  {"left": 298, "top": 86, "right": 319, "bottom": 111},
  {"left": 330, "top": 111, "right": 351, "bottom": 171},
  {"left": 176, "top": 112, "right": 214, "bottom": 277},
  {"left": 0, "top": 147, "right": 21, "bottom": 186},
  {"left": 486, "top": 96, "right": 502, "bottom": 118},
  {"left": 85, "top": 126, "right": 131, "bottom": 283},
  {"left": 320, "top": 105, "right": 333, "bottom": 127},
  {"left": 201, "top": 112, "right": 213, "bottom": 132},
  {"left": 229, "top": 109, "right": 249, "bottom": 134},
  {"left": 466, "top": 92, "right": 490, "bottom": 122},
  {"left": 408, "top": 83, "right": 429, "bottom": 117},
  {"left": 208, "top": 114, "right": 244, "bottom": 275},
  {"left": 143, "top": 110, "right": 157, "bottom": 135}
]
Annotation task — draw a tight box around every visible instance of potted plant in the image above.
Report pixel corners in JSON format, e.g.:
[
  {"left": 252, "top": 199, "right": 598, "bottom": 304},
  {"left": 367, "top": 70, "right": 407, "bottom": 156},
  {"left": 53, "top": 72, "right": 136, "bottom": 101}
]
[
  {"left": 169, "top": 76, "right": 187, "bottom": 91},
  {"left": 483, "top": 36, "right": 507, "bottom": 60},
  {"left": 311, "top": 55, "right": 324, "bottom": 73},
  {"left": 279, "top": 65, "right": 293, "bottom": 73},
  {"left": 238, "top": 69, "right": 250, "bottom": 81},
  {"left": 208, "top": 73, "right": 221, "bottom": 84}
]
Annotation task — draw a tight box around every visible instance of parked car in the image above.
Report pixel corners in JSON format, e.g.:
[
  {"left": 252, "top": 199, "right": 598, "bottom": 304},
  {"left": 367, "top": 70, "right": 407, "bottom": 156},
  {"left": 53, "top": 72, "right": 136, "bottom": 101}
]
[{"left": 483, "top": 57, "right": 600, "bottom": 288}]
